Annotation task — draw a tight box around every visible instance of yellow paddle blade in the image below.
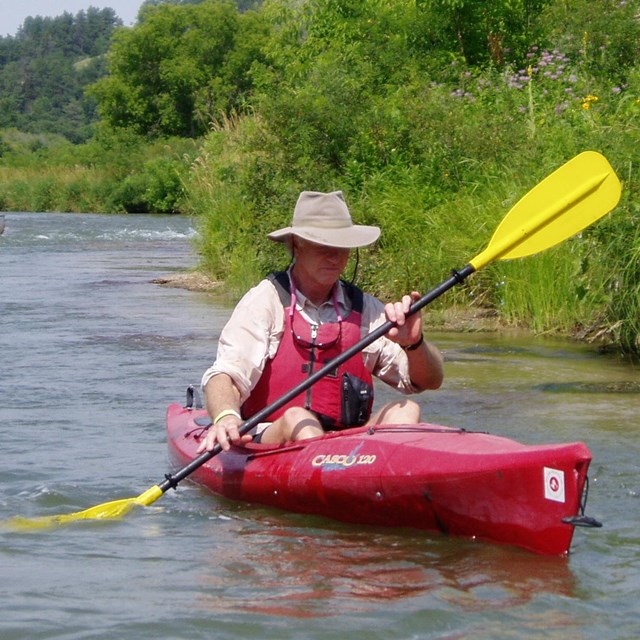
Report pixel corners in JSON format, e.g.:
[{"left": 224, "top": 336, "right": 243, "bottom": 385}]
[
  {"left": 470, "top": 151, "right": 621, "bottom": 270},
  {"left": 5, "top": 485, "right": 163, "bottom": 531}
]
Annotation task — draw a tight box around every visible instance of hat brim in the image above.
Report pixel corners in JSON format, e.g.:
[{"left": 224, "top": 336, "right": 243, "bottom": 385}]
[{"left": 268, "top": 225, "right": 380, "bottom": 249}]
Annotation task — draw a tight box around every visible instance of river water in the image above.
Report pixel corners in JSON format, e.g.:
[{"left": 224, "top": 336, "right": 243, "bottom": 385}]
[{"left": 1, "top": 212, "right": 639, "bottom": 639}]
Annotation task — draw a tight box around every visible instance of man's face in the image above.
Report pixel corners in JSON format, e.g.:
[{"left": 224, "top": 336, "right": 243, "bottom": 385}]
[{"left": 292, "top": 238, "right": 350, "bottom": 288}]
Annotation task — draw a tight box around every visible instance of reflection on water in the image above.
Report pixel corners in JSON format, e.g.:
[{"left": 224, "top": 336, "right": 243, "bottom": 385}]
[{"left": 190, "top": 508, "right": 576, "bottom": 620}]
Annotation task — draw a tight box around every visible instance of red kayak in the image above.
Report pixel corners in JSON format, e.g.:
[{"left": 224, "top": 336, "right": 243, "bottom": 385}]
[{"left": 166, "top": 402, "right": 600, "bottom": 555}]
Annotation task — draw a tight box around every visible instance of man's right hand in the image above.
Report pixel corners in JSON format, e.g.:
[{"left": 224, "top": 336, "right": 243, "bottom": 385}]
[{"left": 196, "top": 414, "right": 252, "bottom": 453}]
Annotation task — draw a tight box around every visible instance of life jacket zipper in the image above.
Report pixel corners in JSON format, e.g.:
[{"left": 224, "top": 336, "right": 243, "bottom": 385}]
[{"left": 304, "top": 324, "right": 318, "bottom": 410}]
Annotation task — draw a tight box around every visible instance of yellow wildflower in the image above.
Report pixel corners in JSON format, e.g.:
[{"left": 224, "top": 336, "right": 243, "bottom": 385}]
[{"left": 581, "top": 94, "right": 599, "bottom": 110}]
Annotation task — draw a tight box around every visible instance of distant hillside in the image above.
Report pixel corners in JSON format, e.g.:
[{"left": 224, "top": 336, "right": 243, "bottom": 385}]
[{"left": 0, "top": 8, "right": 122, "bottom": 143}]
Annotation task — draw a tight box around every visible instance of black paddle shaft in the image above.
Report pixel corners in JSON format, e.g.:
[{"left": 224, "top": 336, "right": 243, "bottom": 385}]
[{"left": 159, "top": 263, "right": 476, "bottom": 492}]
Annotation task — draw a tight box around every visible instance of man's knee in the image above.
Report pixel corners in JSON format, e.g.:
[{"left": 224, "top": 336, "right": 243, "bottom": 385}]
[
  {"left": 374, "top": 399, "right": 421, "bottom": 425},
  {"left": 282, "top": 406, "right": 314, "bottom": 428},
  {"left": 281, "top": 407, "right": 323, "bottom": 440}
]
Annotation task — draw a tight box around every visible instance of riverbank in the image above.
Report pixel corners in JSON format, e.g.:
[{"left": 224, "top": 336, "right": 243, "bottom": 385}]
[
  {"left": 154, "top": 271, "right": 638, "bottom": 350},
  {"left": 152, "top": 271, "right": 509, "bottom": 334},
  {"left": 152, "top": 271, "right": 223, "bottom": 293}
]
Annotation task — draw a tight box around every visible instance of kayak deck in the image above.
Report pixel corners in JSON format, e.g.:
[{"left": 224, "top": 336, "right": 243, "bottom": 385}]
[{"left": 166, "top": 402, "right": 598, "bottom": 555}]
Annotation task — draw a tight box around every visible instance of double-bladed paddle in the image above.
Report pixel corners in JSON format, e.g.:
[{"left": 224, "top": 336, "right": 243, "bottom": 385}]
[{"left": 7, "top": 151, "right": 621, "bottom": 529}]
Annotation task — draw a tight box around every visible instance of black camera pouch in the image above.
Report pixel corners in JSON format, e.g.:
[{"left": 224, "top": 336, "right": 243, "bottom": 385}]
[{"left": 341, "top": 373, "right": 373, "bottom": 426}]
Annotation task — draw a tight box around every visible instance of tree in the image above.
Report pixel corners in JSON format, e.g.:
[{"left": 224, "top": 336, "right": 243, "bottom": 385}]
[
  {"left": 89, "top": 0, "right": 268, "bottom": 138},
  {"left": 414, "top": 0, "right": 550, "bottom": 66},
  {"left": 0, "top": 8, "right": 121, "bottom": 140}
]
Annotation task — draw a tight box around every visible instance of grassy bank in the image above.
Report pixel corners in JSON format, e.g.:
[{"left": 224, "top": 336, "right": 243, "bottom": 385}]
[
  {"left": 187, "top": 112, "right": 639, "bottom": 354},
  {"left": 0, "top": 129, "right": 194, "bottom": 214}
]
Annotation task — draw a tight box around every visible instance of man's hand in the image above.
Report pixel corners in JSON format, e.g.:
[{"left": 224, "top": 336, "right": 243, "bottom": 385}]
[
  {"left": 198, "top": 374, "right": 252, "bottom": 453},
  {"left": 196, "top": 413, "right": 252, "bottom": 453},
  {"left": 384, "top": 291, "right": 423, "bottom": 347},
  {"left": 384, "top": 291, "right": 444, "bottom": 391}
]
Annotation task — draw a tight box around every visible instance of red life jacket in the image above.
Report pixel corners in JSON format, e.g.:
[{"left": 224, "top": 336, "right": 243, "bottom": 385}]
[{"left": 241, "top": 272, "right": 374, "bottom": 429}]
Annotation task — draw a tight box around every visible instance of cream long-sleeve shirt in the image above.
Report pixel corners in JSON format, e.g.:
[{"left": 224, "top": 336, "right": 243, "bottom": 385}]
[{"left": 201, "top": 276, "right": 422, "bottom": 404}]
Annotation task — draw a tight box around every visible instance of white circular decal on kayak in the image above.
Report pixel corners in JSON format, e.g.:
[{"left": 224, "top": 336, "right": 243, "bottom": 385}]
[{"left": 544, "top": 467, "right": 565, "bottom": 503}]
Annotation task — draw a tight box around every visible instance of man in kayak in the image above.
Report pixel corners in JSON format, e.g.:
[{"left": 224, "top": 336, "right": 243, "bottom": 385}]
[{"left": 197, "top": 190, "right": 444, "bottom": 452}]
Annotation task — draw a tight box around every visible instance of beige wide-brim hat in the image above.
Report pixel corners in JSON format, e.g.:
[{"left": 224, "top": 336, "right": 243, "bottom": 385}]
[{"left": 268, "top": 191, "right": 380, "bottom": 249}]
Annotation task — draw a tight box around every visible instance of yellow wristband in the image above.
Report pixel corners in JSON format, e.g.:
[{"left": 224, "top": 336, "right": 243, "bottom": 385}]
[{"left": 213, "top": 409, "right": 242, "bottom": 425}]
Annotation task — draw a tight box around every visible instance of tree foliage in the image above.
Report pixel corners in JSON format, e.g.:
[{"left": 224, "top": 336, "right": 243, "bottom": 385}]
[
  {"left": 89, "top": 0, "right": 269, "bottom": 138},
  {"left": 0, "top": 8, "right": 121, "bottom": 142},
  {"left": 418, "top": 0, "right": 550, "bottom": 65}
]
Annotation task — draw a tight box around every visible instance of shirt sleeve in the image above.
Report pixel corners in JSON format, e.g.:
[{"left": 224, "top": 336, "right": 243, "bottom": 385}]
[
  {"left": 360, "top": 293, "right": 420, "bottom": 394},
  {"left": 201, "top": 279, "right": 284, "bottom": 403}
]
